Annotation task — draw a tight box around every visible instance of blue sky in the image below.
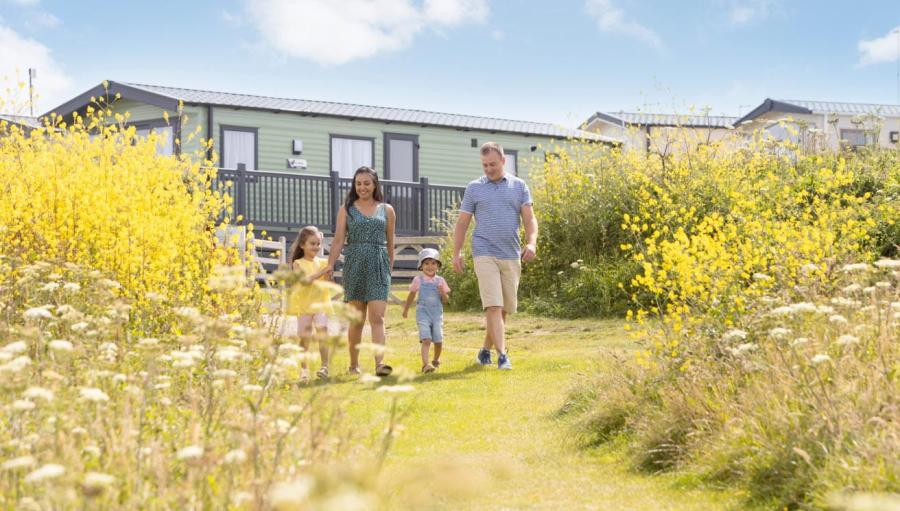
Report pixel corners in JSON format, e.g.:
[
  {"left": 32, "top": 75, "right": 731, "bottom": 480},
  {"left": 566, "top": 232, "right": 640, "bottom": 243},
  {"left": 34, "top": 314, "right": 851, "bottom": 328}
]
[{"left": 1, "top": 0, "right": 898, "bottom": 126}]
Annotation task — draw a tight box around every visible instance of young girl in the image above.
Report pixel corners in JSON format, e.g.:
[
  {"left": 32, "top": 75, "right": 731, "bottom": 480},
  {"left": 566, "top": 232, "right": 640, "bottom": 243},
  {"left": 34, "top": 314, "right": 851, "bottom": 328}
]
[
  {"left": 402, "top": 248, "right": 450, "bottom": 373},
  {"left": 287, "top": 225, "right": 333, "bottom": 383}
]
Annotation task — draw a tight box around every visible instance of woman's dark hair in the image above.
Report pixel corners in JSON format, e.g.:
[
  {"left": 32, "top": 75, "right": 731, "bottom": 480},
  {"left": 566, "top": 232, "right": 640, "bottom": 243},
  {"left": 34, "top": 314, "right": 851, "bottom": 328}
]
[
  {"left": 288, "top": 225, "right": 321, "bottom": 263},
  {"left": 344, "top": 166, "right": 383, "bottom": 212}
]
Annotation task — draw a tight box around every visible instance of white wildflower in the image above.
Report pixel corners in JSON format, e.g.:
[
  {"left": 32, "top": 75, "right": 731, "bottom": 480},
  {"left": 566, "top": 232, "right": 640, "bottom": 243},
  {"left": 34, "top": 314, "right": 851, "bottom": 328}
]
[
  {"left": 82, "top": 445, "right": 101, "bottom": 457},
  {"left": 828, "top": 314, "right": 848, "bottom": 325},
  {"left": 275, "top": 419, "right": 292, "bottom": 434},
  {"left": 270, "top": 477, "right": 314, "bottom": 510},
  {"left": 376, "top": 385, "right": 415, "bottom": 394},
  {"left": 811, "top": 354, "right": 832, "bottom": 366},
  {"left": 223, "top": 449, "right": 247, "bottom": 465},
  {"left": 213, "top": 369, "right": 237, "bottom": 379},
  {"left": 40, "top": 282, "right": 60, "bottom": 292},
  {"left": 731, "top": 343, "right": 757, "bottom": 356},
  {"left": 48, "top": 339, "right": 74, "bottom": 353},
  {"left": 722, "top": 329, "right": 748, "bottom": 341},
  {"left": 174, "top": 307, "right": 202, "bottom": 321},
  {"left": 83, "top": 471, "right": 115, "bottom": 489},
  {"left": 71, "top": 427, "right": 88, "bottom": 437},
  {"left": 79, "top": 388, "right": 109, "bottom": 403},
  {"left": 159, "top": 397, "right": 172, "bottom": 406},
  {"left": 816, "top": 305, "right": 835, "bottom": 314},
  {"left": 875, "top": 281, "right": 891, "bottom": 289},
  {"left": 137, "top": 338, "right": 159, "bottom": 348},
  {"left": 831, "top": 297, "right": 861, "bottom": 308},
  {"left": 24, "top": 463, "right": 65, "bottom": 483},
  {"left": 176, "top": 445, "right": 204, "bottom": 460},
  {"left": 2, "top": 455, "right": 36, "bottom": 471},
  {"left": 569, "top": 261, "right": 579, "bottom": 269},
  {"left": 242, "top": 384, "right": 263, "bottom": 392},
  {"left": 0, "top": 356, "right": 32, "bottom": 373},
  {"left": 23, "top": 387, "right": 54, "bottom": 402},
  {"left": 112, "top": 373, "right": 127, "bottom": 383},
  {"left": 791, "top": 338, "right": 809, "bottom": 347},
  {"left": 154, "top": 382, "right": 171, "bottom": 390},
  {"left": 841, "top": 283, "right": 862, "bottom": 294},
  {"left": 24, "top": 307, "right": 53, "bottom": 320},
  {"left": 98, "top": 278, "right": 121, "bottom": 289},
  {"left": 799, "top": 263, "right": 819, "bottom": 274},
  {"left": 836, "top": 335, "right": 859, "bottom": 346},
  {"left": 70, "top": 321, "right": 89, "bottom": 332},
  {"left": 63, "top": 282, "right": 81, "bottom": 292},
  {"left": 863, "top": 286, "right": 876, "bottom": 295},
  {"left": 873, "top": 259, "right": 900, "bottom": 269},
  {"left": 3, "top": 341, "right": 28, "bottom": 354},
  {"left": 752, "top": 272, "right": 771, "bottom": 281},
  {"left": 145, "top": 292, "right": 166, "bottom": 303},
  {"left": 769, "top": 327, "right": 790, "bottom": 338},
  {"left": 840, "top": 263, "right": 871, "bottom": 273},
  {"left": 12, "top": 399, "right": 36, "bottom": 411}
]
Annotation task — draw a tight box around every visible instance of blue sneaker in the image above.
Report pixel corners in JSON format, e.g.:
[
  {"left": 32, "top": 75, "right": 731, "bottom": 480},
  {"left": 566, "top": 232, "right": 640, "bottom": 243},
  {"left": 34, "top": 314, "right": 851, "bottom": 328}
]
[
  {"left": 476, "top": 348, "right": 492, "bottom": 366},
  {"left": 498, "top": 352, "right": 512, "bottom": 370}
]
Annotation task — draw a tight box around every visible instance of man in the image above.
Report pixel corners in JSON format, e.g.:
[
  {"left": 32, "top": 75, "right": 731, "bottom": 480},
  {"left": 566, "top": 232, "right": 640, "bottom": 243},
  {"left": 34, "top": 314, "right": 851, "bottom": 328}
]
[{"left": 452, "top": 141, "right": 538, "bottom": 370}]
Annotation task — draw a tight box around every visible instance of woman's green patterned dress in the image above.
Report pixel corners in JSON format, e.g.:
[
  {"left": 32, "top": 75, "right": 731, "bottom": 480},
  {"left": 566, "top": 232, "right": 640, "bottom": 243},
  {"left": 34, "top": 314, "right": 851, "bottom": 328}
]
[{"left": 342, "top": 203, "right": 391, "bottom": 302}]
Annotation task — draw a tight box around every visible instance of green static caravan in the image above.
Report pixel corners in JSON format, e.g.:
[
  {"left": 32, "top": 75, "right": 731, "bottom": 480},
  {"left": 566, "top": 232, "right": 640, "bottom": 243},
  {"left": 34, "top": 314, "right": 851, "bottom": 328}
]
[{"left": 45, "top": 81, "right": 616, "bottom": 236}]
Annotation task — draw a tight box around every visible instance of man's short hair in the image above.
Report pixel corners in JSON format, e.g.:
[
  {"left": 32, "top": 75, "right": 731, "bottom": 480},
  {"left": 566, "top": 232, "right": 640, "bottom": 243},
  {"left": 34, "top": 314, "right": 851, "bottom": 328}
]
[{"left": 480, "top": 141, "right": 505, "bottom": 158}]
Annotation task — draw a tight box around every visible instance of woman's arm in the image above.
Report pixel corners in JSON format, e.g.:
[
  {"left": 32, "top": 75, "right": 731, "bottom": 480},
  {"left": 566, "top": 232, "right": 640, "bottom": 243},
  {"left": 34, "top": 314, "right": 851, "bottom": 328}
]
[
  {"left": 326, "top": 207, "right": 348, "bottom": 271},
  {"left": 385, "top": 204, "right": 396, "bottom": 269}
]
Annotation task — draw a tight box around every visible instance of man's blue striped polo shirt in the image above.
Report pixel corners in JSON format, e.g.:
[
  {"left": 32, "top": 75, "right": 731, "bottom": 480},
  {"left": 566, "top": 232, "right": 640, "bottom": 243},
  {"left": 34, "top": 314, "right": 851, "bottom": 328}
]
[{"left": 459, "top": 173, "right": 533, "bottom": 260}]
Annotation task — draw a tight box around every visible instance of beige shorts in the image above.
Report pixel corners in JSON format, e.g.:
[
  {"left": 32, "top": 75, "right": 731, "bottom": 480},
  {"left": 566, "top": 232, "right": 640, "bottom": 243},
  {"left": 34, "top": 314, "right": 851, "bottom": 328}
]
[{"left": 473, "top": 256, "right": 521, "bottom": 314}]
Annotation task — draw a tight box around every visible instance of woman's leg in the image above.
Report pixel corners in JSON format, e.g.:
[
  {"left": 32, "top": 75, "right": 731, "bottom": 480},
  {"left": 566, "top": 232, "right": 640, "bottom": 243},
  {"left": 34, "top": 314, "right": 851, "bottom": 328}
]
[
  {"left": 366, "top": 300, "right": 388, "bottom": 368},
  {"left": 347, "top": 301, "right": 366, "bottom": 370}
]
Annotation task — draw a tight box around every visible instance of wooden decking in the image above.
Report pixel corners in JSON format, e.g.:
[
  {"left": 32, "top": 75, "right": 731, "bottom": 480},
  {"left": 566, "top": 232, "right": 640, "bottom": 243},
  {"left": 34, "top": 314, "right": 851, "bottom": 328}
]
[{"left": 253, "top": 235, "right": 445, "bottom": 306}]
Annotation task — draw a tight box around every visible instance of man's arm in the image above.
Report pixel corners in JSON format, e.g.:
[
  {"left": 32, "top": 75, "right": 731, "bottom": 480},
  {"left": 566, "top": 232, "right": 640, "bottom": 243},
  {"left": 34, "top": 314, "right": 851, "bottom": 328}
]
[
  {"left": 452, "top": 212, "right": 473, "bottom": 273},
  {"left": 521, "top": 204, "right": 538, "bottom": 263}
]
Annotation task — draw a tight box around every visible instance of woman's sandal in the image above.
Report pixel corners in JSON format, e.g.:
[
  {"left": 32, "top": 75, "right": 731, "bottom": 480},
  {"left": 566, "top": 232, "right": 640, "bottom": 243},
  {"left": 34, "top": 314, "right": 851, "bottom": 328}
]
[
  {"left": 375, "top": 364, "right": 393, "bottom": 377},
  {"left": 422, "top": 363, "right": 435, "bottom": 373},
  {"left": 348, "top": 366, "right": 361, "bottom": 375},
  {"left": 431, "top": 360, "right": 441, "bottom": 368}
]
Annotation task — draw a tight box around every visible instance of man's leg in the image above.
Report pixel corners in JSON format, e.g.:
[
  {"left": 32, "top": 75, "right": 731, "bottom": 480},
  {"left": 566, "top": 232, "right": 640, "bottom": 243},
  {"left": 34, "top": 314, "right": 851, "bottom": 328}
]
[{"left": 485, "top": 306, "right": 505, "bottom": 354}]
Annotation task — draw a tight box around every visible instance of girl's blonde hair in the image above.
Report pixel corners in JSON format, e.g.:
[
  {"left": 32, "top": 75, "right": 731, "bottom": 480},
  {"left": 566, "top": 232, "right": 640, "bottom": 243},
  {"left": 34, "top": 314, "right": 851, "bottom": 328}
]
[{"left": 288, "top": 225, "right": 321, "bottom": 263}]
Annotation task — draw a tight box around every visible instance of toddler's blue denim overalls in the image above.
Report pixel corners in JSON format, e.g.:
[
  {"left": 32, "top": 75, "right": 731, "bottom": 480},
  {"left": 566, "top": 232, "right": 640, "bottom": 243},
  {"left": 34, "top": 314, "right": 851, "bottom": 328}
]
[{"left": 416, "top": 278, "right": 444, "bottom": 343}]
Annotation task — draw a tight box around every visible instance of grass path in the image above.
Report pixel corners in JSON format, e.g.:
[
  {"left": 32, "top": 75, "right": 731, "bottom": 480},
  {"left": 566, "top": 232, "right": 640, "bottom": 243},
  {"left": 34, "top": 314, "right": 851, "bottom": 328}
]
[{"left": 310, "top": 308, "right": 744, "bottom": 510}]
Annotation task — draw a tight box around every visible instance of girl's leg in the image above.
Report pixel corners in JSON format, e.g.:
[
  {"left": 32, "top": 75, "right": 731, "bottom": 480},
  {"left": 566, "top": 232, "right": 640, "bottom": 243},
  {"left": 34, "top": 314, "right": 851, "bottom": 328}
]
[
  {"left": 297, "top": 315, "right": 313, "bottom": 371},
  {"left": 314, "top": 314, "right": 330, "bottom": 371},
  {"left": 421, "top": 340, "right": 432, "bottom": 367},
  {"left": 366, "top": 300, "right": 388, "bottom": 368},
  {"left": 347, "top": 301, "right": 366, "bottom": 371}
]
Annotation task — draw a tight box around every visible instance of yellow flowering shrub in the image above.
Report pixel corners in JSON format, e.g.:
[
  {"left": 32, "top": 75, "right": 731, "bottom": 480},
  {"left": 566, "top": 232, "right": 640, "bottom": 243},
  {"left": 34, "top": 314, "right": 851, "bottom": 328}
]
[
  {"left": 0, "top": 94, "right": 246, "bottom": 325},
  {"left": 555, "top": 129, "right": 899, "bottom": 508}
]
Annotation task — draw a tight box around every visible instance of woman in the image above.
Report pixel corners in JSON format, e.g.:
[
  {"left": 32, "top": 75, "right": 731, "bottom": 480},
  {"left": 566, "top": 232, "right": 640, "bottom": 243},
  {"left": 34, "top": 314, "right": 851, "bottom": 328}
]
[{"left": 326, "top": 166, "right": 396, "bottom": 376}]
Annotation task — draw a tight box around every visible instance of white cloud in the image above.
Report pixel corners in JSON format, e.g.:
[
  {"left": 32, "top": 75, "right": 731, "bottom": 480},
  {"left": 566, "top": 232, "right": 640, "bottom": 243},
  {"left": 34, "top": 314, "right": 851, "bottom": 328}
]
[
  {"left": 858, "top": 26, "right": 900, "bottom": 67},
  {"left": 243, "top": 0, "right": 489, "bottom": 66},
  {"left": 727, "top": 0, "right": 776, "bottom": 25},
  {"left": 0, "top": 25, "right": 73, "bottom": 114},
  {"left": 27, "top": 10, "right": 61, "bottom": 29},
  {"left": 584, "top": 0, "right": 662, "bottom": 50},
  {"left": 7, "top": 0, "right": 40, "bottom": 5},
  {"left": 491, "top": 29, "right": 504, "bottom": 41}
]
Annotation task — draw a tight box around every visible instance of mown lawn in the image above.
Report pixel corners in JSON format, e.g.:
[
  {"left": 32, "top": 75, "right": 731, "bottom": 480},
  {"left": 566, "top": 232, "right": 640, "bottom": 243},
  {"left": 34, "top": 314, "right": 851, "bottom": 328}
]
[{"left": 297, "top": 306, "right": 747, "bottom": 510}]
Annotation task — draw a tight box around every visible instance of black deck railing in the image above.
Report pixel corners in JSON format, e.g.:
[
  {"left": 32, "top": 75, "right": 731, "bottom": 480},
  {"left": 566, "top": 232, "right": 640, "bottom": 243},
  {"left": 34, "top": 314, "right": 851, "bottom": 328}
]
[{"left": 214, "top": 164, "right": 465, "bottom": 235}]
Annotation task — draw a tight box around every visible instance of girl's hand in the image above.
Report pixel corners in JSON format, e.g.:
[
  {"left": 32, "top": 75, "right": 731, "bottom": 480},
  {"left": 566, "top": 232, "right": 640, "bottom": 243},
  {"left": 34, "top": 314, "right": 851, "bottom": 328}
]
[{"left": 401, "top": 308, "right": 409, "bottom": 319}]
